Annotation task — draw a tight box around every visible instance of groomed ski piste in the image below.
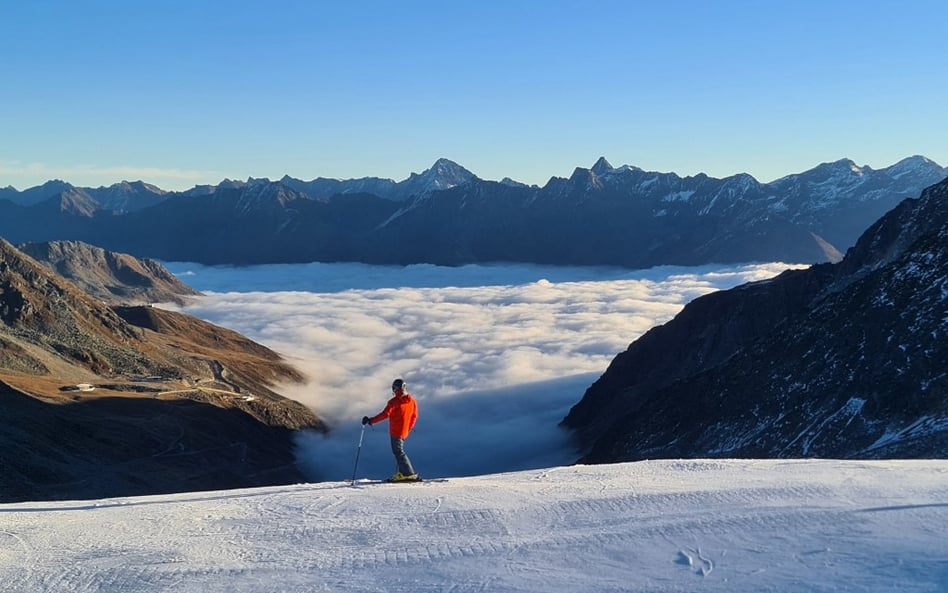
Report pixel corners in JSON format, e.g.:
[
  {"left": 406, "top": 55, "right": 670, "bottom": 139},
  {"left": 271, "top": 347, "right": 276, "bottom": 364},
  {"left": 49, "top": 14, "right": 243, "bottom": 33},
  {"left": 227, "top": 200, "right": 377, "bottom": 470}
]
[{"left": 1, "top": 459, "right": 946, "bottom": 592}]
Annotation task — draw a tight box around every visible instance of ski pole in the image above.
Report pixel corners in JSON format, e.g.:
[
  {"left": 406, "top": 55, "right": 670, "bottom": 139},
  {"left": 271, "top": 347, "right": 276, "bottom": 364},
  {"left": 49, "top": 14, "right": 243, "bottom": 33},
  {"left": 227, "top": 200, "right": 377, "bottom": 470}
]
[{"left": 350, "top": 423, "right": 367, "bottom": 484}]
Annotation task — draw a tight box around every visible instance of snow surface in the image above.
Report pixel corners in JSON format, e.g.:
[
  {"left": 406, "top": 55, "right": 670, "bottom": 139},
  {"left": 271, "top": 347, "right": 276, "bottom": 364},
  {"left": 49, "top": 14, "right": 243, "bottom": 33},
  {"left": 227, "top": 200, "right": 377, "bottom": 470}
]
[
  {"left": 1, "top": 459, "right": 946, "bottom": 592},
  {"left": 59, "top": 261, "right": 940, "bottom": 591}
]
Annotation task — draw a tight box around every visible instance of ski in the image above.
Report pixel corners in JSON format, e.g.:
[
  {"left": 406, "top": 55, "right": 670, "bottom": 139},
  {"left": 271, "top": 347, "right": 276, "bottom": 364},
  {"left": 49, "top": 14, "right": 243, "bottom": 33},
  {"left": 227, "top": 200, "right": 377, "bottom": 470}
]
[{"left": 348, "top": 477, "right": 448, "bottom": 486}]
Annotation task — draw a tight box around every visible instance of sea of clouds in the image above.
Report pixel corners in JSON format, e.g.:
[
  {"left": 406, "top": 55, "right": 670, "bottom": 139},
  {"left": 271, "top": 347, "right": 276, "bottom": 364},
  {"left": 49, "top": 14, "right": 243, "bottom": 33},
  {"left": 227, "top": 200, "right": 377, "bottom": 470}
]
[{"left": 162, "top": 261, "right": 803, "bottom": 482}]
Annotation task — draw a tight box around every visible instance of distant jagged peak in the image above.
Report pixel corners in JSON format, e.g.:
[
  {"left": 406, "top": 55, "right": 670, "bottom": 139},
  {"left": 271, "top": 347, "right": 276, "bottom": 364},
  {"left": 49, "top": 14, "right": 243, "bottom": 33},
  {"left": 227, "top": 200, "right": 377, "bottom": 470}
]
[
  {"left": 409, "top": 158, "right": 476, "bottom": 182},
  {"left": 500, "top": 177, "right": 532, "bottom": 188},
  {"left": 767, "top": 158, "right": 868, "bottom": 187},
  {"left": 278, "top": 174, "right": 318, "bottom": 187},
  {"left": 400, "top": 158, "right": 478, "bottom": 196},
  {"left": 243, "top": 178, "right": 298, "bottom": 198},
  {"left": 35, "top": 179, "right": 74, "bottom": 191},
  {"left": 818, "top": 157, "right": 866, "bottom": 176},
  {"left": 581, "top": 159, "right": 684, "bottom": 184},
  {"left": 546, "top": 161, "right": 649, "bottom": 191},
  {"left": 20, "top": 179, "right": 76, "bottom": 200},
  {"left": 615, "top": 164, "right": 644, "bottom": 175},
  {"left": 209, "top": 178, "right": 248, "bottom": 191},
  {"left": 810, "top": 155, "right": 945, "bottom": 178},
  {"left": 430, "top": 157, "right": 469, "bottom": 173},
  {"left": 224, "top": 179, "right": 317, "bottom": 214},
  {"left": 118, "top": 180, "right": 166, "bottom": 193},
  {"left": 883, "top": 154, "right": 946, "bottom": 178},
  {"left": 182, "top": 178, "right": 247, "bottom": 197},
  {"left": 891, "top": 154, "right": 938, "bottom": 167},
  {"left": 591, "top": 156, "right": 614, "bottom": 176},
  {"left": 93, "top": 180, "right": 166, "bottom": 194},
  {"left": 770, "top": 155, "right": 946, "bottom": 188},
  {"left": 722, "top": 171, "right": 761, "bottom": 188},
  {"left": 568, "top": 166, "right": 594, "bottom": 182}
]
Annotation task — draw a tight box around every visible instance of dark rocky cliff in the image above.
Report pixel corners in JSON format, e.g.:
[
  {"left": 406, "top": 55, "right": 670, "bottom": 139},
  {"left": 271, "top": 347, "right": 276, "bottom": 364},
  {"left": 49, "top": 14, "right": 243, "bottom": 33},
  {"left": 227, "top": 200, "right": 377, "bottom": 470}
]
[{"left": 563, "top": 178, "right": 948, "bottom": 461}]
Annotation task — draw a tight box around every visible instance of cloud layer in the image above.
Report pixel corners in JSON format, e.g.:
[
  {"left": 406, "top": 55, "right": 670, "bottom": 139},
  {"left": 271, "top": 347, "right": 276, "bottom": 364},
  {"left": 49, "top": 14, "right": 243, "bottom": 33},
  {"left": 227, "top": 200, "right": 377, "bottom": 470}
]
[
  {"left": 164, "top": 261, "right": 802, "bottom": 480},
  {"left": 0, "top": 161, "right": 219, "bottom": 191}
]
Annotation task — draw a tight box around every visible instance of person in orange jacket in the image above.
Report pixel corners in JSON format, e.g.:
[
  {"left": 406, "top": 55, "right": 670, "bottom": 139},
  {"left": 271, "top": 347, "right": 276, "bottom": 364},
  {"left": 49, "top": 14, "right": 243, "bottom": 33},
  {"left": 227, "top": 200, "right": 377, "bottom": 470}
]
[{"left": 362, "top": 378, "right": 419, "bottom": 481}]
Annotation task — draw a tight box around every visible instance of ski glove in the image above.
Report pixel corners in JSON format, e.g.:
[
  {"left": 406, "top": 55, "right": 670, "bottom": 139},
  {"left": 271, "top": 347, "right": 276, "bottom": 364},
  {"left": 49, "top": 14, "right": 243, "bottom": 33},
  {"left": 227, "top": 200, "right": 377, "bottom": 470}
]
[{"left": 362, "top": 416, "right": 371, "bottom": 425}]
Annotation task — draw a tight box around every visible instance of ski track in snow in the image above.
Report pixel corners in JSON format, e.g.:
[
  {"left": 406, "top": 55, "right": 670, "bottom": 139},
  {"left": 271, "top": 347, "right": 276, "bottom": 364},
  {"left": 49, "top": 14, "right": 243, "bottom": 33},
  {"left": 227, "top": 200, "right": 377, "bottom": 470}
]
[{"left": 1, "top": 459, "right": 946, "bottom": 593}]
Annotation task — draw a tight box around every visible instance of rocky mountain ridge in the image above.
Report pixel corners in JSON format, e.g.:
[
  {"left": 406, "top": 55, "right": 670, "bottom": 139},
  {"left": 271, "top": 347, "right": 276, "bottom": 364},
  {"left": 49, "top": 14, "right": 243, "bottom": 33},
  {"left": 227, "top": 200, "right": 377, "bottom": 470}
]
[
  {"left": 562, "top": 177, "right": 948, "bottom": 461},
  {"left": 18, "top": 240, "right": 201, "bottom": 305},
  {"left": 1, "top": 156, "right": 943, "bottom": 268}
]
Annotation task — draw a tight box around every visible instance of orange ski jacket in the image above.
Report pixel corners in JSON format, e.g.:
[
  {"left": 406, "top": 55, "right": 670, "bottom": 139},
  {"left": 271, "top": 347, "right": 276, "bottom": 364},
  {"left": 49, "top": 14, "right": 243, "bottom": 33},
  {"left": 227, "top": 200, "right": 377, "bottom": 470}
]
[{"left": 369, "top": 392, "right": 418, "bottom": 439}]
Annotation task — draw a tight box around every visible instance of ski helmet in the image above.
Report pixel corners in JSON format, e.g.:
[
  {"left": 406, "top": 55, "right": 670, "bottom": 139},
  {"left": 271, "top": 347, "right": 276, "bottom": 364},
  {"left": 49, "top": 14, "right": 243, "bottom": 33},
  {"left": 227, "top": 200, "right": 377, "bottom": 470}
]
[{"left": 392, "top": 379, "right": 405, "bottom": 392}]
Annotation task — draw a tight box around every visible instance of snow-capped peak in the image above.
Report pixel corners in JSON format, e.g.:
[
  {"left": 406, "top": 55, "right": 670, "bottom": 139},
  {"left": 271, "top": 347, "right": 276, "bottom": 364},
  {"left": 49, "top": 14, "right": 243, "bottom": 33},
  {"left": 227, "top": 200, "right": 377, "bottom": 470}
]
[{"left": 401, "top": 158, "right": 477, "bottom": 195}]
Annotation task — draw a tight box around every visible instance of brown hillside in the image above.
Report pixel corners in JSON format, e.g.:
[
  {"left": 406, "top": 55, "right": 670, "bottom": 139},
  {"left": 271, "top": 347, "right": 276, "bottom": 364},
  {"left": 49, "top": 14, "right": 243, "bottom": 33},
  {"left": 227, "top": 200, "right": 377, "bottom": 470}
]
[{"left": 0, "top": 238, "right": 324, "bottom": 502}]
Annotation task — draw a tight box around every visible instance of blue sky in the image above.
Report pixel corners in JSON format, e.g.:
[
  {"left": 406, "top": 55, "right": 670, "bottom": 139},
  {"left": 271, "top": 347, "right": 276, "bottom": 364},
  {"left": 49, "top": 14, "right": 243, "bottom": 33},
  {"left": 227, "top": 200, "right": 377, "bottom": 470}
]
[{"left": 2, "top": 1, "right": 946, "bottom": 191}]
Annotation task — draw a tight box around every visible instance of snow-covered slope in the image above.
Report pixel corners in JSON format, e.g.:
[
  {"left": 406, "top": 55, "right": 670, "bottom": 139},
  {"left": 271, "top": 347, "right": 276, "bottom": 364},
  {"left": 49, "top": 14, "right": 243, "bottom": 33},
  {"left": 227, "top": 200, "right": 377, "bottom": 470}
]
[{"left": 1, "top": 459, "right": 945, "bottom": 592}]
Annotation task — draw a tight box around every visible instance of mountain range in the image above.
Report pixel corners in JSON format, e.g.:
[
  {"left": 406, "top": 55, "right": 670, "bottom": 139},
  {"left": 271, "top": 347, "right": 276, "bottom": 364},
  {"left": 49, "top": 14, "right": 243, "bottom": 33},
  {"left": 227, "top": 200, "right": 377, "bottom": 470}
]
[
  {"left": 1, "top": 156, "right": 944, "bottom": 267},
  {"left": 563, "top": 176, "right": 948, "bottom": 461}
]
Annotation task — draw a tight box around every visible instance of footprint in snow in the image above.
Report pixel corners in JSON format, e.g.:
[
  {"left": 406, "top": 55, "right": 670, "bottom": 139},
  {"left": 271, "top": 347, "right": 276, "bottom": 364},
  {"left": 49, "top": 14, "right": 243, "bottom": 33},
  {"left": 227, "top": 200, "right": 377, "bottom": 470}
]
[{"left": 675, "top": 547, "right": 713, "bottom": 577}]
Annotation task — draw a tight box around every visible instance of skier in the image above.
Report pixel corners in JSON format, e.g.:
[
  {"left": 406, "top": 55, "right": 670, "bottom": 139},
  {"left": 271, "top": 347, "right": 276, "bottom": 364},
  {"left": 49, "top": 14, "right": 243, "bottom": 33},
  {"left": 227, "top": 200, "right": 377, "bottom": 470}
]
[{"left": 362, "top": 378, "right": 419, "bottom": 482}]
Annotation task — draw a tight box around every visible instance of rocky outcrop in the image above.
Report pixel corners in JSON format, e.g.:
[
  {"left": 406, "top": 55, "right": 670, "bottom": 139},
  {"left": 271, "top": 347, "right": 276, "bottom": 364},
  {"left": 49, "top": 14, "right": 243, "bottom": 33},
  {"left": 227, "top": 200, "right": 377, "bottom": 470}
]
[{"left": 18, "top": 240, "right": 201, "bottom": 305}]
